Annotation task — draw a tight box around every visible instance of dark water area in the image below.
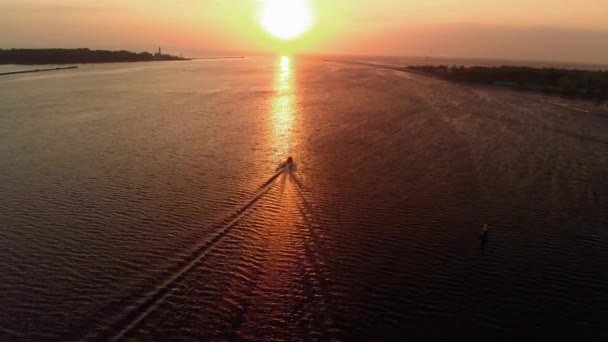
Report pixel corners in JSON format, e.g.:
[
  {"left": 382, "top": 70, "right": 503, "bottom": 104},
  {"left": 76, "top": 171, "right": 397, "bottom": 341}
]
[{"left": 1, "top": 57, "right": 607, "bottom": 341}]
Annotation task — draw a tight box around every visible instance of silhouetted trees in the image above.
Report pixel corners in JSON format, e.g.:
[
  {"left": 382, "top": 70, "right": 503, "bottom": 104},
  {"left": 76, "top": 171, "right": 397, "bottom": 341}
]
[
  {"left": 406, "top": 65, "right": 608, "bottom": 101},
  {"left": 0, "top": 48, "right": 187, "bottom": 65}
]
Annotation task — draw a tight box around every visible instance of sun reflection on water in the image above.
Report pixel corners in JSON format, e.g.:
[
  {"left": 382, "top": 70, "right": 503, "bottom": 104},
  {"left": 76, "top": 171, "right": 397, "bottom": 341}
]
[{"left": 270, "top": 55, "right": 297, "bottom": 158}]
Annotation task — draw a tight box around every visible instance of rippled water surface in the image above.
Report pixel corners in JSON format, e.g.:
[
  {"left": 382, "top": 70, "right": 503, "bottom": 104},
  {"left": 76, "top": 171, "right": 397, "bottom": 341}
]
[{"left": 1, "top": 57, "right": 607, "bottom": 340}]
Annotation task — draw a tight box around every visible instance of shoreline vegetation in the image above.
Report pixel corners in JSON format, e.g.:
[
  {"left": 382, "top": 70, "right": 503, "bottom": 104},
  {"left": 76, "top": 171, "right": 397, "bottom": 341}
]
[
  {"left": 405, "top": 65, "right": 608, "bottom": 102},
  {"left": 324, "top": 59, "right": 608, "bottom": 103},
  {"left": 0, "top": 48, "right": 188, "bottom": 65}
]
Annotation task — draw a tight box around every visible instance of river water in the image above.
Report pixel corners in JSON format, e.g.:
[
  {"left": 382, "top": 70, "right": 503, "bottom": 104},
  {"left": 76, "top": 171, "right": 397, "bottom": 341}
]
[{"left": 1, "top": 57, "right": 607, "bottom": 340}]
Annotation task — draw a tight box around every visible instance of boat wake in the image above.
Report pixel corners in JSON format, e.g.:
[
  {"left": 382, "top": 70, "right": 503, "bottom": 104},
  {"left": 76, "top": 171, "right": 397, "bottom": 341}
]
[{"left": 88, "top": 168, "right": 286, "bottom": 341}]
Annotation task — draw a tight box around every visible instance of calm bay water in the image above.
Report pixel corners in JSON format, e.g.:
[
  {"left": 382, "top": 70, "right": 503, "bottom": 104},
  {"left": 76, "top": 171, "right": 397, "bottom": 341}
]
[{"left": 1, "top": 57, "right": 607, "bottom": 340}]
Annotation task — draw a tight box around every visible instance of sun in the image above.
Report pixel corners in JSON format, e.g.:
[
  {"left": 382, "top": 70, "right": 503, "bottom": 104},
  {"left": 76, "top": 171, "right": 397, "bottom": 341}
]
[{"left": 260, "top": 0, "right": 313, "bottom": 40}]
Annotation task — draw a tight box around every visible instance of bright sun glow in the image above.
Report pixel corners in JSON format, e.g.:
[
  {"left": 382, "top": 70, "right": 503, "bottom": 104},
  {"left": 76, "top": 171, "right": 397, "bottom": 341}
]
[{"left": 260, "top": 0, "right": 313, "bottom": 40}]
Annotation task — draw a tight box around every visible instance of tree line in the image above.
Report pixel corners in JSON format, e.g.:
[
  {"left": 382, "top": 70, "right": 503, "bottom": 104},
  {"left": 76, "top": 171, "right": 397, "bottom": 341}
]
[
  {"left": 0, "top": 48, "right": 187, "bottom": 65},
  {"left": 406, "top": 65, "right": 608, "bottom": 101}
]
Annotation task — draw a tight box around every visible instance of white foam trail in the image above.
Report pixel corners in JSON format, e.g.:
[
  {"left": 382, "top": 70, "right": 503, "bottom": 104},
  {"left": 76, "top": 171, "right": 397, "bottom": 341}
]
[{"left": 102, "top": 169, "right": 285, "bottom": 341}]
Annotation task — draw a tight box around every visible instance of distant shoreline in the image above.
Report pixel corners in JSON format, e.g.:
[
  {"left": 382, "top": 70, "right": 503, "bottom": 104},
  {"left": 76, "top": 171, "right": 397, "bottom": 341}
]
[
  {"left": 324, "top": 59, "right": 608, "bottom": 103},
  {"left": 0, "top": 48, "right": 189, "bottom": 65},
  {"left": 405, "top": 65, "right": 607, "bottom": 102}
]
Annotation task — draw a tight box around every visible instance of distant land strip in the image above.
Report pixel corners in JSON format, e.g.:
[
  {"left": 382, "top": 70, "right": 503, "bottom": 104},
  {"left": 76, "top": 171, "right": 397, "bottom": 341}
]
[
  {"left": 405, "top": 65, "right": 608, "bottom": 101},
  {"left": 0, "top": 48, "right": 188, "bottom": 65},
  {"left": 324, "top": 59, "right": 608, "bottom": 102},
  {"left": 0, "top": 66, "right": 77, "bottom": 76}
]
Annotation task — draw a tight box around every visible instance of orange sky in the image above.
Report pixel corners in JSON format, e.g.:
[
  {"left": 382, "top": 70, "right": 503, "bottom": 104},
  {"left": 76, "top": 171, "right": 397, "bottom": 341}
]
[{"left": 1, "top": 0, "right": 608, "bottom": 63}]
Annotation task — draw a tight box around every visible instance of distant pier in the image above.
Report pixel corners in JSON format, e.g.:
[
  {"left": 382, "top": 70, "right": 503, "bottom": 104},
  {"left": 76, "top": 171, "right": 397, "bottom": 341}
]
[{"left": 0, "top": 66, "right": 78, "bottom": 76}]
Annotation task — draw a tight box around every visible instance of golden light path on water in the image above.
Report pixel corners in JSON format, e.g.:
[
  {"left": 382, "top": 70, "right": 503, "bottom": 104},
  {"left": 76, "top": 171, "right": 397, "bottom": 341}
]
[
  {"left": 266, "top": 55, "right": 300, "bottom": 271},
  {"left": 270, "top": 55, "right": 297, "bottom": 159}
]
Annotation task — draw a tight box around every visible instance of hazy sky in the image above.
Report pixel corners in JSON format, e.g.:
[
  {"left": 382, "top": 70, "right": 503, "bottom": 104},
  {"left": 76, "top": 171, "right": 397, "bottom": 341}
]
[{"left": 1, "top": 0, "right": 608, "bottom": 63}]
